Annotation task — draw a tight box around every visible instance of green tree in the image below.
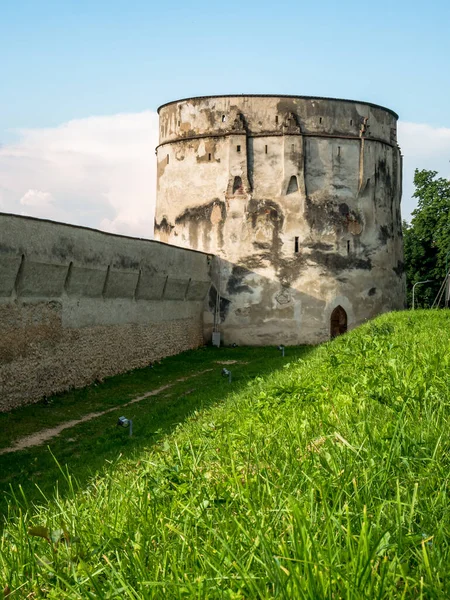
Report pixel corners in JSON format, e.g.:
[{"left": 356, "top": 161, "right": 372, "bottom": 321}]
[{"left": 403, "top": 169, "right": 450, "bottom": 307}]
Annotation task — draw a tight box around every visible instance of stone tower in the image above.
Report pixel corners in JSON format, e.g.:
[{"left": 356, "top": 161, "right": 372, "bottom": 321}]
[{"left": 155, "top": 95, "right": 405, "bottom": 344}]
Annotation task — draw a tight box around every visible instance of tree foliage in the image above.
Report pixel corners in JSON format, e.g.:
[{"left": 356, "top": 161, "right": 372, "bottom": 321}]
[{"left": 403, "top": 169, "right": 450, "bottom": 307}]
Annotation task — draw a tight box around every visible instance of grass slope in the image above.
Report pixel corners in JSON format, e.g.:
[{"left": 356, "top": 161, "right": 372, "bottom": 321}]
[{"left": 2, "top": 310, "right": 450, "bottom": 598}]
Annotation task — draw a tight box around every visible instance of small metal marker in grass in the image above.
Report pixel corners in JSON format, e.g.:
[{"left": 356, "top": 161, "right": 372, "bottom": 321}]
[
  {"left": 278, "top": 345, "right": 285, "bottom": 357},
  {"left": 221, "top": 368, "right": 232, "bottom": 383},
  {"left": 117, "top": 416, "right": 133, "bottom": 436}
]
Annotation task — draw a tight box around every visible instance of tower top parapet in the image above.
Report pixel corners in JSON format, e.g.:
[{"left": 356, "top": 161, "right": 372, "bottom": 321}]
[
  {"left": 157, "top": 94, "right": 399, "bottom": 119},
  {"left": 157, "top": 95, "right": 398, "bottom": 148}
]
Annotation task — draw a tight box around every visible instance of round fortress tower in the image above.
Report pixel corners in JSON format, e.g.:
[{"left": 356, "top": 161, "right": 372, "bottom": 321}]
[{"left": 155, "top": 95, "right": 405, "bottom": 344}]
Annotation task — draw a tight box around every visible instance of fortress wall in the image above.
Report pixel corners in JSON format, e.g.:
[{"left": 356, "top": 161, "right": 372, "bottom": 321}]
[{"left": 0, "top": 213, "right": 211, "bottom": 411}]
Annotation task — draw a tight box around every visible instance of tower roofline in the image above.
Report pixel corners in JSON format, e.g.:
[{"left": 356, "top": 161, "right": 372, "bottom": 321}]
[{"left": 157, "top": 94, "right": 399, "bottom": 119}]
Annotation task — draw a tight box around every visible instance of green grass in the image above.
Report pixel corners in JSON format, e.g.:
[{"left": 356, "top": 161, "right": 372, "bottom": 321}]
[
  {"left": 2, "top": 311, "right": 450, "bottom": 598},
  {"left": 0, "top": 346, "right": 309, "bottom": 520}
]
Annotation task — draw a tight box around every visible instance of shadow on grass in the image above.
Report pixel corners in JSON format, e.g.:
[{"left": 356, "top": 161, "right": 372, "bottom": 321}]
[{"left": 0, "top": 345, "right": 313, "bottom": 521}]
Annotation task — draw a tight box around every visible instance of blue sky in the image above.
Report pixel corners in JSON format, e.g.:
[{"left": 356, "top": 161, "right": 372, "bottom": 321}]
[{"left": 1, "top": 0, "right": 450, "bottom": 234}]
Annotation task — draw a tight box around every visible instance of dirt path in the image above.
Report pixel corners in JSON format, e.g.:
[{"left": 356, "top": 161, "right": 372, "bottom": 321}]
[{"left": 0, "top": 369, "right": 212, "bottom": 456}]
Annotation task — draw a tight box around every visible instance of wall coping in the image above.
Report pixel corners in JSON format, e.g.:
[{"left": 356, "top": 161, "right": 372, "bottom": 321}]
[{"left": 0, "top": 212, "right": 210, "bottom": 257}]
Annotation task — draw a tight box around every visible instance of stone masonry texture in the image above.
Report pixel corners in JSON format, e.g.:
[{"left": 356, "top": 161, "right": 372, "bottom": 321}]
[{"left": 0, "top": 213, "right": 210, "bottom": 411}]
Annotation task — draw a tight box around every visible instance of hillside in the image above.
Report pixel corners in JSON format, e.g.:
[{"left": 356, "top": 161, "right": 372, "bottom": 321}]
[{"left": 1, "top": 310, "right": 450, "bottom": 598}]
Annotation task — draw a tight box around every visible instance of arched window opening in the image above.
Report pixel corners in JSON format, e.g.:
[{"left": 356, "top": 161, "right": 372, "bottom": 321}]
[
  {"left": 232, "top": 176, "right": 243, "bottom": 195},
  {"left": 286, "top": 175, "right": 299, "bottom": 195},
  {"left": 330, "top": 306, "right": 347, "bottom": 338}
]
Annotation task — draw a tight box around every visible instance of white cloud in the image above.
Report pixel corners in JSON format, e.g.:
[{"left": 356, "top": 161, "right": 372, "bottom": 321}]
[
  {"left": 0, "top": 113, "right": 448, "bottom": 235},
  {"left": 20, "top": 189, "right": 54, "bottom": 208},
  {"left": 0, "top": 111, "right": 158, "bottom": 237},
  {"left": 398, "top": 122, "right": 450, "bottom": 220}
]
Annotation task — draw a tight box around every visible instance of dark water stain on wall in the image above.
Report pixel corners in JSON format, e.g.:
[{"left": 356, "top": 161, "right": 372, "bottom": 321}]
[
  {"left": 247, "top": 199, "right": 284, "bottom": 255},
  {"left": 393, "top": 261, "right": 404, "bottom": 277},
  {"left": 174, "top": 200, "right": 226, "bottom": 250},
  {"left": 378, "top": 225, "right": 392, "bottom": 245},
  {"left": 304, "top": 241, "right": 334, "bottom": 252},
  {"left": 0, "top": 243, "right": 21, "bottom": 254},
  {"left": 227, "top": 266, "right": 253, "bottom": 295},
  {"left": 208, "top": 285, "right": 231, "bottom": 322},
  {"left": 154, "top": 217, "right": 175, "bottom": 244},
  {"left": 375, "top": 158, "right": 392, "bottom": 191},
  {"left": 113, "top": 255, "right": 140, "bottom": 270},
  {"left": 305, "top": 198, "right": 363, "bottom": 236},
  {"left": 51, "top": 238, "right": 75, "bottom": 262},
  {"left": 309, "top": 250, "right": 371, "bottom": 272},
  {"left": 154, "top": 217, "right": 174, "bottom": 236}
]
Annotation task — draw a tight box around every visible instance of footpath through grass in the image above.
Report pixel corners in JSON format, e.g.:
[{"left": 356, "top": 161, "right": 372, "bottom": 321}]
[
  {"left": 0, "top": 346, "right": 309, "bottom": 520},
  {"left": 2, "top": 310, "right": 450, "bottom": 598}
]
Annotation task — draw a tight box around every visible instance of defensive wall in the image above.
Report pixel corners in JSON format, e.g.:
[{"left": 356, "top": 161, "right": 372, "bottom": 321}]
[
  {"left": 155, "top": 95, "right": 406, "bottom": 344},
  {"left": 0, "top": 213, "right": 210, "bottom": 411}
]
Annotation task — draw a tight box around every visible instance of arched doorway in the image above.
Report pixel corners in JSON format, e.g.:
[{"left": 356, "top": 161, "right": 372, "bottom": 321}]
[{"left": 330, "top": 306, "right": 347, "bottom": 338}]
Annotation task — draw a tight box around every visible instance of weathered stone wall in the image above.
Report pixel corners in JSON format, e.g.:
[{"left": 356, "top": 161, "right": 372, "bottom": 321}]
[
  {"left": 155, "top": 95, "right": 406, "bottom": 344},
  {"left": 0, "top": 213, "right": 210, "bottom": 411}
]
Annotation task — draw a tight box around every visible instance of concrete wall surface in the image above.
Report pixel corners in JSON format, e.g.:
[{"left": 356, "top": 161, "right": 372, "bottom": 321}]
[{"left": 0, "top": 213, "right": 211, "bottom": 411}]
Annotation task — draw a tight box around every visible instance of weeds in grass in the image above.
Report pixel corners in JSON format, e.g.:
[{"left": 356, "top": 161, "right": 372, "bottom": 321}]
[{"left": 1, "top": 311, "right": 450, "bottom": 597}]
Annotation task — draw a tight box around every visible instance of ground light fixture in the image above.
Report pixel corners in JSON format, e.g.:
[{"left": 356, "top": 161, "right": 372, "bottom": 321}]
[
  {"left": 117, "top": 416, "right": 133, "bottom": 436},
  {"left": 222, "top": 368, "right": 232, "bottom": 383},
  {"left": 278, "top": 345, "right": 285, "bottom": 357}
]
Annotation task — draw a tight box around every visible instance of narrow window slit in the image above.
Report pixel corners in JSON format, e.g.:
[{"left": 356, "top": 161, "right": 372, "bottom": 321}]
[
  {"left": 167, "top": 154, "right": 169, "bottom": 164},
  {"left": 347, "top": 240, "right": 351, "bottom": 254},
  {"left": 294, "top": 237, "right": 299, "bottom": 253},
  {"left": 208, "top": 153, "right": 212, "bottom": 161},
  {"left": 236, "top": 145, "right": 241, "bottom": 153},
  {"left": 265, "top": 145, "right": 268, "bottom": 154}
]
